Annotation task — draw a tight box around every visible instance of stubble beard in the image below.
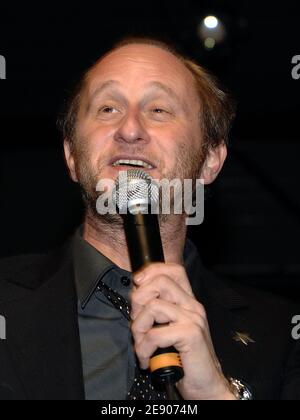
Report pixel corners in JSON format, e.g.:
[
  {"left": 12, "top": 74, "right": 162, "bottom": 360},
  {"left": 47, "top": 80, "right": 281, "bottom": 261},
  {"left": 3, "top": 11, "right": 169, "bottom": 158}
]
[{"left": 71, "top": 138, "right": 207, "bottom": 232}]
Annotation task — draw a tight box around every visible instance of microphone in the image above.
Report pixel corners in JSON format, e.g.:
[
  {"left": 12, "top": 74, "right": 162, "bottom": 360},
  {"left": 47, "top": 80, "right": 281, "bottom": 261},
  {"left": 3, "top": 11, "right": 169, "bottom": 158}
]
[{"left": 113, "top": 169, "right": 184, "bottom": 399}]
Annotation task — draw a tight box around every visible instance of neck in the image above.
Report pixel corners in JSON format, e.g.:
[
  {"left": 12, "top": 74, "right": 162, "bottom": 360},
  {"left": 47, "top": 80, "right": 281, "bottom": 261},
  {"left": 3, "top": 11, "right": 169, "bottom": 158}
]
[{"left": 82, "top": 211, "right": 187, "bottom": 272}]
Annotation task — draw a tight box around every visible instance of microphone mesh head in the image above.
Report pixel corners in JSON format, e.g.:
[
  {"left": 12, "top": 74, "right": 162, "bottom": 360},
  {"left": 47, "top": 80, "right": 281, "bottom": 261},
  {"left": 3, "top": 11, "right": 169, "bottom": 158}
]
[{"left": 113, "top": 169, "right": 159, "bottom": 214}]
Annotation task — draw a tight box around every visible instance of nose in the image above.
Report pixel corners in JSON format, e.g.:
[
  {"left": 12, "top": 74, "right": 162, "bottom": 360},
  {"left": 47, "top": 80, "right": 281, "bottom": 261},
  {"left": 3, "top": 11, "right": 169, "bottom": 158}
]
[{"left": 114, "top": 110, "right": 150, "bottom": 144}]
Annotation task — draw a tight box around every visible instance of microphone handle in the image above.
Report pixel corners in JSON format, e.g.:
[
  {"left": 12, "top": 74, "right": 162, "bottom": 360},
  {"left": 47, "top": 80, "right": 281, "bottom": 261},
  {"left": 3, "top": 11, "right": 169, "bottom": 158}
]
[
  {"left": 123, "top": 212, "right": 164, "bottom": 272},
  {"left": 123, "top": 212, "right": 184, "bottom": 395}
]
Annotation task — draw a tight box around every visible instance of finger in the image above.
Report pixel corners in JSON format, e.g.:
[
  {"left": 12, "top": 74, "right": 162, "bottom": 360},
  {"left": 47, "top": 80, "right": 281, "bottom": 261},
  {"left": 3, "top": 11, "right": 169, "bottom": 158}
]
[
  {"left": 133, "top": 262, "right": 194, "bottom": 297},
  {"left": 134, "top": 322, "right": 204, "bottom": 370},
  {"left": 131, "top": 298, "right": 204, "bottom": 345},
  {"left": 130, "top": 275, "right": 204, "bottom": 320}
]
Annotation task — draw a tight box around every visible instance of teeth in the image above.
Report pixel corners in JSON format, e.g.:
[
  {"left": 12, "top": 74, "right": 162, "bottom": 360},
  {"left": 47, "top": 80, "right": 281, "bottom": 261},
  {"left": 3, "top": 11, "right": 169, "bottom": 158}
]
[{"left": 112, "top": 159, "right": 154, "bottom": 169}]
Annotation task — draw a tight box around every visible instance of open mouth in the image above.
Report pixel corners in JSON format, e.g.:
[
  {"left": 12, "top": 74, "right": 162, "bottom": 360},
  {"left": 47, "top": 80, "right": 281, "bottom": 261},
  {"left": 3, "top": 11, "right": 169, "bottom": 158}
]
[{"left": 111, "top": 158, "right": 155, "bottom": 170}]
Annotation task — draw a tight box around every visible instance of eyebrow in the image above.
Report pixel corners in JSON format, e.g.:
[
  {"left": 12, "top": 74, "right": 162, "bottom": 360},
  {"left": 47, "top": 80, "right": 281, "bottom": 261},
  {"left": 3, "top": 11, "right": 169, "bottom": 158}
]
[
  {"left": 87, "top": 80, "right": 122, "bottom": 110},
  {"left": 143, "top": 82, "right": 182, "bottom": 105},
  {"left": 87, "top": 80, "right": 183, "bottom": 112}
]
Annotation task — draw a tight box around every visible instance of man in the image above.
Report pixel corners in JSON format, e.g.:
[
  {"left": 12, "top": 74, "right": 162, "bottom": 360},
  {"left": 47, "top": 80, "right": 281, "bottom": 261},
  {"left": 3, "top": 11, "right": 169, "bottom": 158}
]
[{"left": 0, "top": 37, "right": 299, "bottom": 400}]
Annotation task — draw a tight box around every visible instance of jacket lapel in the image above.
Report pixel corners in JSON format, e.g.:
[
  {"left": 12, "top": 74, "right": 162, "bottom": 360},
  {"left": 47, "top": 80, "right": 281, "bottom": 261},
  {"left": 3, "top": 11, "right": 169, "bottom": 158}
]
[
  {"left": 202, "top": 286, "right": 255, "bottom": 381},
  {"left": 2, "top": 242, "right": 85, "bottom": 400},
  {"left": 189, "top": 259, "right": 258, "bottom": 381}
]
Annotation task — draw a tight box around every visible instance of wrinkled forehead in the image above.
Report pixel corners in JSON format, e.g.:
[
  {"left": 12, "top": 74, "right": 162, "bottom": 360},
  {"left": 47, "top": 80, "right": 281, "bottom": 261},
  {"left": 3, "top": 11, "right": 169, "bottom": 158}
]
[{"left": 83, "top": 44, "right": 199, "bottom": 102}]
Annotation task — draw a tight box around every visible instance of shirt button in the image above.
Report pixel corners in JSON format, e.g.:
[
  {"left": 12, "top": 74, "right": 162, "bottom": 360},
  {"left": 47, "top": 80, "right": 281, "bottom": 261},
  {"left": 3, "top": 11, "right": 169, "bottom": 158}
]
[{"left": 121, "top": 276, "right": 131, "bottom": 287}]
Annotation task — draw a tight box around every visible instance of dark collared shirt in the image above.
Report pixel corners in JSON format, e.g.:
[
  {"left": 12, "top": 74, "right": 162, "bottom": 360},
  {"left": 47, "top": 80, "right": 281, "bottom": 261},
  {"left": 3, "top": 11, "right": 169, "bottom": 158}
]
[
  {"left": 72, "top": 228, "right": 203, "bottom": 400},
  {"left": 73, "top": 229, "right": 136, "bottom": 400}
]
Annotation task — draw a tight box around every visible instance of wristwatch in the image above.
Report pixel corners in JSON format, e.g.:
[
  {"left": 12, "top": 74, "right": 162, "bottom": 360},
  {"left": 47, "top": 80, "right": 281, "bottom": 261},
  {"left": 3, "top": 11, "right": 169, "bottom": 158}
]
[{"left": 228, "top": 378, "right": 253, "bottom": 400}]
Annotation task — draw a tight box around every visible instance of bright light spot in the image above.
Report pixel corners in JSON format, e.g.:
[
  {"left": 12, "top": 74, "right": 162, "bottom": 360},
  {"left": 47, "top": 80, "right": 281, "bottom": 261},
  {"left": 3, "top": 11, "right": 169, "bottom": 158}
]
[
  {"left": 204, "top": 37, "right": 216, "bottom": 50},
  {"left": 204, "top": 16, "right": 219, "bottom": 29},
  {"left": 197, "top": 16, "right": 226, "bottom": 47}
]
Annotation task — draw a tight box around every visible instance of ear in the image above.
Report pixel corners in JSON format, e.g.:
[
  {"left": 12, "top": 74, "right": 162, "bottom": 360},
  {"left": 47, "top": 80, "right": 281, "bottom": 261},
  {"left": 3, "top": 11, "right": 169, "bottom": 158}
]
[
  {"left": 200, "top": 143, "right": 227, "bottom": 185},
  {"left": 64, "top": 140, "right": 79, "bottom": 183}
]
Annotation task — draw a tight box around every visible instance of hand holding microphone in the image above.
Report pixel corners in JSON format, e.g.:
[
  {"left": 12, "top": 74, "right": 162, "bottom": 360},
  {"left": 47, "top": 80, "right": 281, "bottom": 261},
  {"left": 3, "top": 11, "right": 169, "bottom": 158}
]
[
  {"left": 113, "top": 169, "right": 234, "bottom": 401},
  {"left": 113, "top": 169, "right": 184, "bottom": 399}
]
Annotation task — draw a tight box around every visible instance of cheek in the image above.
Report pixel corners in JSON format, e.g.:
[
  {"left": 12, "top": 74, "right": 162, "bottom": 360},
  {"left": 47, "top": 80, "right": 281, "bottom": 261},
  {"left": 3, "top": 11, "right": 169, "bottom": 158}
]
[
  {"left": 76, "top": 123, "right": 115, "bottom": 163},
  {"left": 154, "top": 123, "right": 199, "bottom": 158},
  {"left": 78, "top": 115, "right": 115, "bottom": 144},
  {"left": 81, "top": 124, "right": 113, "bottom": 148}
]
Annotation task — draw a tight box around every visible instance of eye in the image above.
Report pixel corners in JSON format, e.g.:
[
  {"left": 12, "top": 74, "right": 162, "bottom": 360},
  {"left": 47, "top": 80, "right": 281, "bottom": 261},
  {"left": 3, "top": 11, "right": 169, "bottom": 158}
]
[
  {"left": 99, "top": 106, "right": 118, "bottom": 114},
  {"left": 152, "top": 108, "right": 167, "bottom": 114},
  {"left": 148, "top": 106, "right": 173, "bottom": 120}
]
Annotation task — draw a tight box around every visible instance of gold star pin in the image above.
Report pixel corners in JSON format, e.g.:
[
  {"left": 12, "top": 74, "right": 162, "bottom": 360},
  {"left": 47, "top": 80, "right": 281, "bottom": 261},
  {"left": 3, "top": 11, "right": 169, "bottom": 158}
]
[{"left": 233, "top": 332, "right": 255, "bottom": 346}]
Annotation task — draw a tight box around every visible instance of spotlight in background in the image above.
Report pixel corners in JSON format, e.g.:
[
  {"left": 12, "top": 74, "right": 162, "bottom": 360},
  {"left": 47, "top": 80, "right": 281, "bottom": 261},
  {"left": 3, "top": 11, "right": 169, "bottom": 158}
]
[
  {"left": 204, "top": 16, "right": 219, "bottom": 29},
  {"left": 198, "top": 15, "right": 227, "bottom": 50}
]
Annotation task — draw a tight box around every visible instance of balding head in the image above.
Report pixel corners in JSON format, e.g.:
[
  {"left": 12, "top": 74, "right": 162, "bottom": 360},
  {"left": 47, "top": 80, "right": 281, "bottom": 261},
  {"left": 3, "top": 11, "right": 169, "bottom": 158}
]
[{"left": 59, "top": 37, "right": 235, "bottom": 152}]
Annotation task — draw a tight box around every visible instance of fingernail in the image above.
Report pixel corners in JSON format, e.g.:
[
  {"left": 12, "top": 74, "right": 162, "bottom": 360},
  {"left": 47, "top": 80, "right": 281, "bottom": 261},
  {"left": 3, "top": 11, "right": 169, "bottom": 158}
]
[{"left": 134, "top": 272, "right": 145, "bottom": 284}]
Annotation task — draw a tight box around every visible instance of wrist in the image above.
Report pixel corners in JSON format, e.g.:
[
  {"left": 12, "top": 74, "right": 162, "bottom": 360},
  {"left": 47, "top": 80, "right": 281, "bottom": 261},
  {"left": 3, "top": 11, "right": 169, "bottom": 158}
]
[
  {"left": 187, "top": 377, "right": 237, "bottom": 400},
  {"left": 210, "top": 377, "right": 238, "bottom": 400}
]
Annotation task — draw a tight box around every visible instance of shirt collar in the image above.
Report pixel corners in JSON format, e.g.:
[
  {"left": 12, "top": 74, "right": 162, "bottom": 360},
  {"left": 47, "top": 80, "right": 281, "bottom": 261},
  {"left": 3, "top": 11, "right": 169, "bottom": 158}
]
[
  {"left": 73, "top": 226, "right": 204, "bottom": 309},
  {"left": 72, "top": 227, "right": 116, "bottom": 308}
]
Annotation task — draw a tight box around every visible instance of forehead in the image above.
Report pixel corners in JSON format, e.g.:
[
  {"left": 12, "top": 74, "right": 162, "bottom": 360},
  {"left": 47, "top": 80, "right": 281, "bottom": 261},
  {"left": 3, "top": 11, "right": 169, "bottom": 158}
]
[{"left": 84, "top": 44, "right": 198, "bottom": 101}]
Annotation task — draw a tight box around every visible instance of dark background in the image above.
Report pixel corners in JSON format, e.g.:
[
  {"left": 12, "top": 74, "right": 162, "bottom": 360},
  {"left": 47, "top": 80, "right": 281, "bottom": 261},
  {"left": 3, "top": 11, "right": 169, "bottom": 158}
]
[{"left": 0, "top": 1, "right": 300, "bottom": 300}]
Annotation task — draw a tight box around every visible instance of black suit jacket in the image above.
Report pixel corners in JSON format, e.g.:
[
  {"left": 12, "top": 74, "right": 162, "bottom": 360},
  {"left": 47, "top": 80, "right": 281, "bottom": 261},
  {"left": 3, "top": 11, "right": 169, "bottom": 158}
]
[{"left": 0, "top": 240, "right": 299, "bottom": 400}]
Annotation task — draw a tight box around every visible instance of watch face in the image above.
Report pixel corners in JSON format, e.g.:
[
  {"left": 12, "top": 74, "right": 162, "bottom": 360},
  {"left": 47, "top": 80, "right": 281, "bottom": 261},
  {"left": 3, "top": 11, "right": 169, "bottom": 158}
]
[
  {"left": 229, "top": 378, "right": 253, "bottom": 400},
  {"left": 240, "top": 383, "right": 253, "bottom": 400}
]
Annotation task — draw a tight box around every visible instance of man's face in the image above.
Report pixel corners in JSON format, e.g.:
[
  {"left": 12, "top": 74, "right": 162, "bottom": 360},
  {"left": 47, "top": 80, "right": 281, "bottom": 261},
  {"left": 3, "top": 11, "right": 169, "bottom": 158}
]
[{"left": 66, "top": 44, "right": 209, "bottom": 211}]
